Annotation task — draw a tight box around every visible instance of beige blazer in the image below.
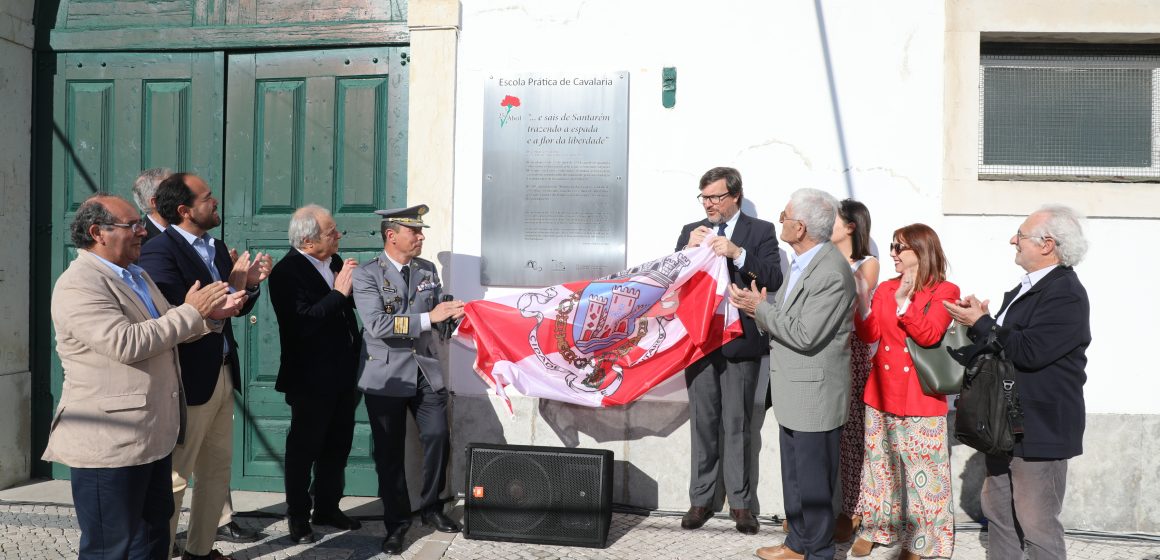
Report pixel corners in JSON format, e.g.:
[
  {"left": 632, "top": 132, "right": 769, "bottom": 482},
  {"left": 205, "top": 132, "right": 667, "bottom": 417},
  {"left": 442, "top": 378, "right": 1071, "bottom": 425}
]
[
  {"left": 43, "top": 250, "right": 209, "bottom": 468},
  {"left": 756, "top": 242, "right": 856, "bottom": 432}
]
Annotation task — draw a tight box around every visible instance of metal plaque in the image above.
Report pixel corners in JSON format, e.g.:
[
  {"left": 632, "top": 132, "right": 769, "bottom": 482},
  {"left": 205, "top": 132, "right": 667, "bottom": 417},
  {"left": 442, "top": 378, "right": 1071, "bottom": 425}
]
[{"left": 481, "top": 72, "right": 629, "bottom": 286}]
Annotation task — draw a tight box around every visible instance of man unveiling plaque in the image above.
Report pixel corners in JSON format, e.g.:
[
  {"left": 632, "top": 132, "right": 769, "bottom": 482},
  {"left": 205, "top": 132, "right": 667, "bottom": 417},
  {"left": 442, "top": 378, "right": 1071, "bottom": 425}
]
[{"left": 482, "top": 72, "right": 629, "bottom": 286}]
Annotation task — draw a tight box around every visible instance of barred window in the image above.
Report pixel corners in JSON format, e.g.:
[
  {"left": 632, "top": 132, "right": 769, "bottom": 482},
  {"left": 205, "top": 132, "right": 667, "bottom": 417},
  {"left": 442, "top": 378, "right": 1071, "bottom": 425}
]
[{"left": 979, "top": 44, "right": 1160, "bottom": 182}]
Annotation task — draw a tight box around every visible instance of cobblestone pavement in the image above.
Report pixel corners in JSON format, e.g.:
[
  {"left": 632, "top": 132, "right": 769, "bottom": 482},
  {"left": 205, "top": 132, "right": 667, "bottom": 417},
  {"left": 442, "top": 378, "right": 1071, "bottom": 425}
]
[{"left": 2, "top": 497, "right": 1159, "bottom": 559}]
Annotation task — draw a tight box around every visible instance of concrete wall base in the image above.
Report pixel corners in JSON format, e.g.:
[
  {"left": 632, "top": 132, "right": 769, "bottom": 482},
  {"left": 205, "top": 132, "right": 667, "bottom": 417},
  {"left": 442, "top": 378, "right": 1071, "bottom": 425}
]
[
  {"left": 0, "top": 372, "right": 32, "bottom": 489},
  {"left": 450, "top": 394, "right": 1158, "bottom": 533}
]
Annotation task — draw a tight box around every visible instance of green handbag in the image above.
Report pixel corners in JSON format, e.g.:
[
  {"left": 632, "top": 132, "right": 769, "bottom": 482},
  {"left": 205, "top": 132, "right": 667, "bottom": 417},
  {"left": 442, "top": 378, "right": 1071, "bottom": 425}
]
[{"left": 906, "top": 301, "right": 971, "bottom": 396}]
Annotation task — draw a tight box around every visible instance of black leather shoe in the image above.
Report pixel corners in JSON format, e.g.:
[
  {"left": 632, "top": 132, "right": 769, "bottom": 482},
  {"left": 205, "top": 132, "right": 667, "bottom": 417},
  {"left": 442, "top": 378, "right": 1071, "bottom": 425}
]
[
  {"left": 287, "top": 517, "right": 317, "bottom": 544},
  {"left": 681, "top": 506, "right": 713, "bottom": 530},
  {"left": 730, "top": 508, "right": 760, "bottom": 535},
  {"left": 216, "top": 520, "right": 260, "bottom": 543},
  {"left": 311, "top": 509, "right": 362, "bottom": 531},
  {"left": 381, "top": 527, "right": 407, "bottom": 555},
  {"left": 421, "top": 510, "right": 461, "bottom": 533}
]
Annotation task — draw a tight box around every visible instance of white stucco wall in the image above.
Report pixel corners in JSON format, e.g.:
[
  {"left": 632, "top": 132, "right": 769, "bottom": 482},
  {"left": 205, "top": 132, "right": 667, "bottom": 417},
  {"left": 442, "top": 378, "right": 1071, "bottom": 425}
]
[
  {"left": 442, "top": 0, "right": 1160, "bottom": 530},
  {"left": 0, "top": 0, "right": 34, "bottom": 489},
  {"left": 449, "top": 0, "right": 1159, "bottom": 414}
]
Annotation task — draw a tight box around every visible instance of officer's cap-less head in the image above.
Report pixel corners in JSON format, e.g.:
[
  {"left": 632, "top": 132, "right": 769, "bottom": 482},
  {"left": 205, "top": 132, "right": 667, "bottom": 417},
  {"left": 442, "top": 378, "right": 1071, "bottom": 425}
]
[{"left": 375, "top": 204, "right": 430, "bottom": 228}]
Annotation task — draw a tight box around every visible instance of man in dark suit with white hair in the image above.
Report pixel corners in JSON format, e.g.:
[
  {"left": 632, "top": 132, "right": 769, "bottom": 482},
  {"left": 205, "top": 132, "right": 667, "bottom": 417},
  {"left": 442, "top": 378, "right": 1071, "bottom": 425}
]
[
  {"left": 946, "top": 204, "right": 1091, "bottom": 560},
  {"left": 269, "top": 204, "right": 363, "bottom": 544}
]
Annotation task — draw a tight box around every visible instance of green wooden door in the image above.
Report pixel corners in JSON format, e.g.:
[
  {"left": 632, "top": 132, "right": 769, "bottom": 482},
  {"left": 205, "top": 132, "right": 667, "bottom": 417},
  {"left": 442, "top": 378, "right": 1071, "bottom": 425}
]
[
  {"left": 224, "top": 46, "right": 409, "bottom": 494},
  {"left": 49, "top": 52, "right": 225, "bottom": 479}
]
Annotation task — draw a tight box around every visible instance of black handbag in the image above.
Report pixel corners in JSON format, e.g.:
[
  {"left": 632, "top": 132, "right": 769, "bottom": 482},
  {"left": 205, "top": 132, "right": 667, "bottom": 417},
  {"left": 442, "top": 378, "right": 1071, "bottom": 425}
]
[
  {"left": 906, "top": 301, "right": 970, "bottom": 395},
  {"left": 954, "top": 350, "right": 1025, "bottom": 454}
]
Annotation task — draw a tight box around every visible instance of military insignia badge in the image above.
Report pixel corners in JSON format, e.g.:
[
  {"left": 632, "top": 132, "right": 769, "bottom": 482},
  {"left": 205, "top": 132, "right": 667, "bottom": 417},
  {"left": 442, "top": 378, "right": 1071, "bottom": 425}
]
[
  {"left": 384, "top": 304, "right": 396, "bottom": 314},
  {"left": 393, "top": 316, "right": 409, "bottom": 335}
]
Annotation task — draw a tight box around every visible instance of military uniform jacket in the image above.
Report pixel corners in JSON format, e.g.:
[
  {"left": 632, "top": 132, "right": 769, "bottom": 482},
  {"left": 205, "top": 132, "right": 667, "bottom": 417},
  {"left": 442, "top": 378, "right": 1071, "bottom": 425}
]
[{"left": 351, "top": 254, "right": 445, "bottom": 396}]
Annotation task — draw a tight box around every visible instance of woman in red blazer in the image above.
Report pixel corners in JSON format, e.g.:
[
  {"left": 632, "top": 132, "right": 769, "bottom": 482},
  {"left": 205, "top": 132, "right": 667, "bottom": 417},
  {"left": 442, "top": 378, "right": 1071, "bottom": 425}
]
[{"left": 849, "top": 224, "right": 959, "bottom": 560}]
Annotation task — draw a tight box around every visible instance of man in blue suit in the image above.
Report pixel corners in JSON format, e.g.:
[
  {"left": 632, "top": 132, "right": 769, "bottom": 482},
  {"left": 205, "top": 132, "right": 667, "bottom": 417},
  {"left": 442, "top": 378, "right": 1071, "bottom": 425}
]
[
  {"left": 139, "top": 172, "right": 271, "bottom": 560},
  {"left": 675, "top": 167, "right": 782, "bottom": 535}
]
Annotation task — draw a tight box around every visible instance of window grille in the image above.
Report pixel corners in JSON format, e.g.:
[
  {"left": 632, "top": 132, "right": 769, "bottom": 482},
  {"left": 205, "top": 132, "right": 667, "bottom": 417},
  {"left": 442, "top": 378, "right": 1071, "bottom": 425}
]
[{"left": 979, "top": 45, "right": 1160, "bottom": 182}]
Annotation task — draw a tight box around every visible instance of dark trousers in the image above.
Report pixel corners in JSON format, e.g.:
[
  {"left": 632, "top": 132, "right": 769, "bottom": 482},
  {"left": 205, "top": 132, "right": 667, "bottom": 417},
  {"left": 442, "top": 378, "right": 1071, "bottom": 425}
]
[
  {"left": 72, "top": 455, "right": 174, "bottom": 560},
  {"left": 780, "top": 425, "right": 841, "bottom": 560},
  {"left": 982, "top": 454, "right": 1069, "bottom": 560},
  {"left": 685, "top": 353, "right": 759, "bottom": 509},
  {"left": 283, "top": 388, "right": 361, "bottom": 519},
  {"left": 364, "top": 374, "right": 450, "bottom": 530}
]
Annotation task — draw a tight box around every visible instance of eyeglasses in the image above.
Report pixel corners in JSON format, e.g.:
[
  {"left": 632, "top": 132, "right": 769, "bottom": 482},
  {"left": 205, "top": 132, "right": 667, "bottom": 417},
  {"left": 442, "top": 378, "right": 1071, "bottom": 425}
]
[
  {"left": 889, "top": 242, "right": 912, "bottom": 254},
  {"left": 779, "top": 211, "right": 803, "bottom": 225},
  {"left": 696, "top": 192, "right": 732, "bottom": 205},
  {"left": 1014, "top": 231, "right": 1054, "bottom": 244},
  {"left": 323, "top": 228, "right": 346, "bottom": 239},
  {"left": 105, "top": 221, "right": 147, "bottom": 234}
]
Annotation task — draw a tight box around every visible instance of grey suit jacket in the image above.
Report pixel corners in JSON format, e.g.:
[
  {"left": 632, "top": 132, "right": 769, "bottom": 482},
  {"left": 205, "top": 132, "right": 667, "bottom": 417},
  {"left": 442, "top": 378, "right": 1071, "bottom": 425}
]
[
  {"left": 756, "top": 242, "right": 855, "bottom": 432},
  {"left": 44, "top": 250, "right": 209, "bottom": 468},
  {"left": 352, "top": 254, "right": 445, "bottom": 396}
]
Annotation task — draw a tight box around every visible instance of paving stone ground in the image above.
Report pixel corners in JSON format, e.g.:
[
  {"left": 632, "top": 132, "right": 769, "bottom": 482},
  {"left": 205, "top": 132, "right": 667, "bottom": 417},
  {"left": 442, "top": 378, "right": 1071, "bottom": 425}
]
[{"left": 2, "top": 482, "right": 1159, "bottom": 559}]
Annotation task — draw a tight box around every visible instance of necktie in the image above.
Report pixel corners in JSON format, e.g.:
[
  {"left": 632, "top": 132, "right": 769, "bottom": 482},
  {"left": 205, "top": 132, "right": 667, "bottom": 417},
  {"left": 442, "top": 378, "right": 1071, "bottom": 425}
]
[
  {"left": 400, "top": 265, "right": 410, "bottom": 291},
  {"left": 717, "top": 222, "right": 727, "bottom": 237}
]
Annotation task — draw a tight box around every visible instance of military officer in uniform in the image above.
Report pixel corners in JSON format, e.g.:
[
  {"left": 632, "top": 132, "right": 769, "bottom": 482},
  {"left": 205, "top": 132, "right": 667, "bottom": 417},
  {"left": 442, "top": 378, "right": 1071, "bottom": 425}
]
[{"left": 352, "top": 204, "right": 466, "bottom": 555}]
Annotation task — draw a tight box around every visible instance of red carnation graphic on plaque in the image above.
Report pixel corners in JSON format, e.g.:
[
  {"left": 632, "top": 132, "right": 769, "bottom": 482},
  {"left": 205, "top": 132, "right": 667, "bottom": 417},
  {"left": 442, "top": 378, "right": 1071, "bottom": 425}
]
[{"left": 500, "top": 95, "right": 521, "bottom": 127}]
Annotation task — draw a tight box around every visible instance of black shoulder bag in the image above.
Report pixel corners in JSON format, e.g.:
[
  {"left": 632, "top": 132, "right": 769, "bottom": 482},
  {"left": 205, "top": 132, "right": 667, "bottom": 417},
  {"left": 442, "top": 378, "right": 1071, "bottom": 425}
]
[{"left": 953, "top": 346, "right": 1025, "bottom": 455}]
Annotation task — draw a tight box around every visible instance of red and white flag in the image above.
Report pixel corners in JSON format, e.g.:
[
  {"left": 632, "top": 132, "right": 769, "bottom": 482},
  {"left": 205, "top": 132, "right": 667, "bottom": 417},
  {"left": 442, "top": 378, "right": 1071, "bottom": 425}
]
[{"left": 457, "top": 239, "right": 741, "bottom": 410}]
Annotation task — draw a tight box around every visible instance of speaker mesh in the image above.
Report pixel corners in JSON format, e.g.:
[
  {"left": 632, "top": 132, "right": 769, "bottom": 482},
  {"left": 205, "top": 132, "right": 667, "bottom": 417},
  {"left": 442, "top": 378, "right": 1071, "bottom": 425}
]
[{"left": 465, "top": 444, "right": 612, "bottom": 548}]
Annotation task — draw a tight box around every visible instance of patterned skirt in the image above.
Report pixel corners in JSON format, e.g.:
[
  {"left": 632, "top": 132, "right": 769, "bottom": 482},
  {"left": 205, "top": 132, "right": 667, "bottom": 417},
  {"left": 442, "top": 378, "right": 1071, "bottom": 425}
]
[
  {"left": 857, "top": 406, "right": 955, "bottom": 558},
  {"left": 838, "top": 337, "right": 873, "bottom": 517}
]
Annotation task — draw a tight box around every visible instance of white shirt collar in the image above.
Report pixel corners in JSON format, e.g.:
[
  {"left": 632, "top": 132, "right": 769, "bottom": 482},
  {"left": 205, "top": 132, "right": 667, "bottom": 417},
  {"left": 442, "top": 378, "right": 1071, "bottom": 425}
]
[
  {"left": 383, "top": 252, "right": 409, "bottom": 272},
  {"left": 1024, "top": 264, "right": 1058, "bottom": 288},
  {"left": 296, "top": 247, "right": 327, "bottom": 268}
]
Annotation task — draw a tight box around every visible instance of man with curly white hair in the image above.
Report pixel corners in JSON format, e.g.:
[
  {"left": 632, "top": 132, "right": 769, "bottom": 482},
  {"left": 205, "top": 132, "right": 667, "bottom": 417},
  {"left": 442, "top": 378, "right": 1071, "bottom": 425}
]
[{"left": 945, "top": 203, "right": 1091, "bottom": 560}]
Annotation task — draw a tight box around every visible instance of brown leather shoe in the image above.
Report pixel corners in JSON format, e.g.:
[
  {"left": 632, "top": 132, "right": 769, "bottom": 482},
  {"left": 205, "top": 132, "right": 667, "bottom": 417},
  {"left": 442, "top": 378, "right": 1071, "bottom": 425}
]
[
  {"left": 850, "top": 537, "right": 876, "bottom": 557},
  {"left": 833, "top": 512, "right": 856, "bottom": 542},
  {"left": 681, "top": 506, "right": 713, "bottom": 530},
  {"left": 730, "top": 508, "right": 759, "bottom": 535},
  {"left": 898, "top": 550, "right": 921, "bottom": 560},
  {"left": 755, "top": 543, "right": 805, "bottom": 560}
]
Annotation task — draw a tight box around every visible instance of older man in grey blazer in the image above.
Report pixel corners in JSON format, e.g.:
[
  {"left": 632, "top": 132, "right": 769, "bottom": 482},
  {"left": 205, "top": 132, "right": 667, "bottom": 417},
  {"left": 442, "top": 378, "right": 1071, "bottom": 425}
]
[
  {"left": 730, "top": 188, "right": 855, "bottom": 560},
  {"left": 352, "top": 204, "right": 466, "bottom": 555}
]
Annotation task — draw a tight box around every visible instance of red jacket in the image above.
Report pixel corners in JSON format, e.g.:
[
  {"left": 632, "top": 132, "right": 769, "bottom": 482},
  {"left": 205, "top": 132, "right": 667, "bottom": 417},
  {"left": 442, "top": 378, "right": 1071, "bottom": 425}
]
[{"left": 855, "top": 278, "right": 960, "bottom": 417}]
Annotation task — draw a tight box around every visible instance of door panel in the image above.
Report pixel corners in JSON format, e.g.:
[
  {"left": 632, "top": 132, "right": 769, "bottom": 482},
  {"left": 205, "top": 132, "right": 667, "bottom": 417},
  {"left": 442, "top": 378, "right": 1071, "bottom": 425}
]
[
  {"left": 49, "top": 52, "right": 225, "bottom": 479},
  {"left": 225, "top": 46, "right": 408, "bottom": 495}
]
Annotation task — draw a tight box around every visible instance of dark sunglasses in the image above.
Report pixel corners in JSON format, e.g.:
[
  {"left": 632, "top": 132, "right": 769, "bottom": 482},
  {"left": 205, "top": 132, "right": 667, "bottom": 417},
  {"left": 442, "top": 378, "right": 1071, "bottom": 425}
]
[{"left": 889, "top": 242, "right": 912, "bottom": 254}]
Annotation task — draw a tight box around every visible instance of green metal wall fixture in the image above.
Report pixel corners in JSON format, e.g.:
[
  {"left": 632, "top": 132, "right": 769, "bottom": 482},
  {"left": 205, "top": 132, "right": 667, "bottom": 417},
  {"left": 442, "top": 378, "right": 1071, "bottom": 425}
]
[{"left": 662, "top": 67, "right": 676, "bottom": 108}]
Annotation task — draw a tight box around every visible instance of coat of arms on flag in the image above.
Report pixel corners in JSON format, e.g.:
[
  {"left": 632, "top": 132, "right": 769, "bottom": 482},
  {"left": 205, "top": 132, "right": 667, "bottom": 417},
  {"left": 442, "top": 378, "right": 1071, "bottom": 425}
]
[{"left": 457, "top": 241, "right": 742, "bottom": 409}]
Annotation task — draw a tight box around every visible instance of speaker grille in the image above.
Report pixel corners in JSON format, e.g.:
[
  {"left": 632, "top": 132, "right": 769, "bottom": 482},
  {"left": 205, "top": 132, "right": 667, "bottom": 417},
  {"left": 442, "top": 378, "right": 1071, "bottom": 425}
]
[{"left": 465, "top": 444, "right": 613, "bottom": 548}]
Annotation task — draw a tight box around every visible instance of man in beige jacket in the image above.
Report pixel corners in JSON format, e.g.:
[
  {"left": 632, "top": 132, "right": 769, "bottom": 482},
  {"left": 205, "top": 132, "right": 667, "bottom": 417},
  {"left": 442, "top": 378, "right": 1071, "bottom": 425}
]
[{"left": 44, "top": 193, "right": 242, "bottom": 560}]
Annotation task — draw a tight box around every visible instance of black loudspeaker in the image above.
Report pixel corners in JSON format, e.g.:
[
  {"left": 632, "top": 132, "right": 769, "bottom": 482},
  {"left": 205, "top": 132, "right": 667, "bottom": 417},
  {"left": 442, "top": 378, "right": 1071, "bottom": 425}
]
[{"left": 464, "top": 443, "right": 614, "bottom": 548}]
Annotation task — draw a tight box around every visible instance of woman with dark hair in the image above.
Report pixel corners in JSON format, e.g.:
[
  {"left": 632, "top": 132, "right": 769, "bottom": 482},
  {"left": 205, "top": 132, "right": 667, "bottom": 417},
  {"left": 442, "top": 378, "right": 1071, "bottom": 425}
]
[
  {"left": 829, "top": 199, "right": 879, "bottom": 541},
  {"left": 849, "top": 224, "right": 958, "bottom": 560}
]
